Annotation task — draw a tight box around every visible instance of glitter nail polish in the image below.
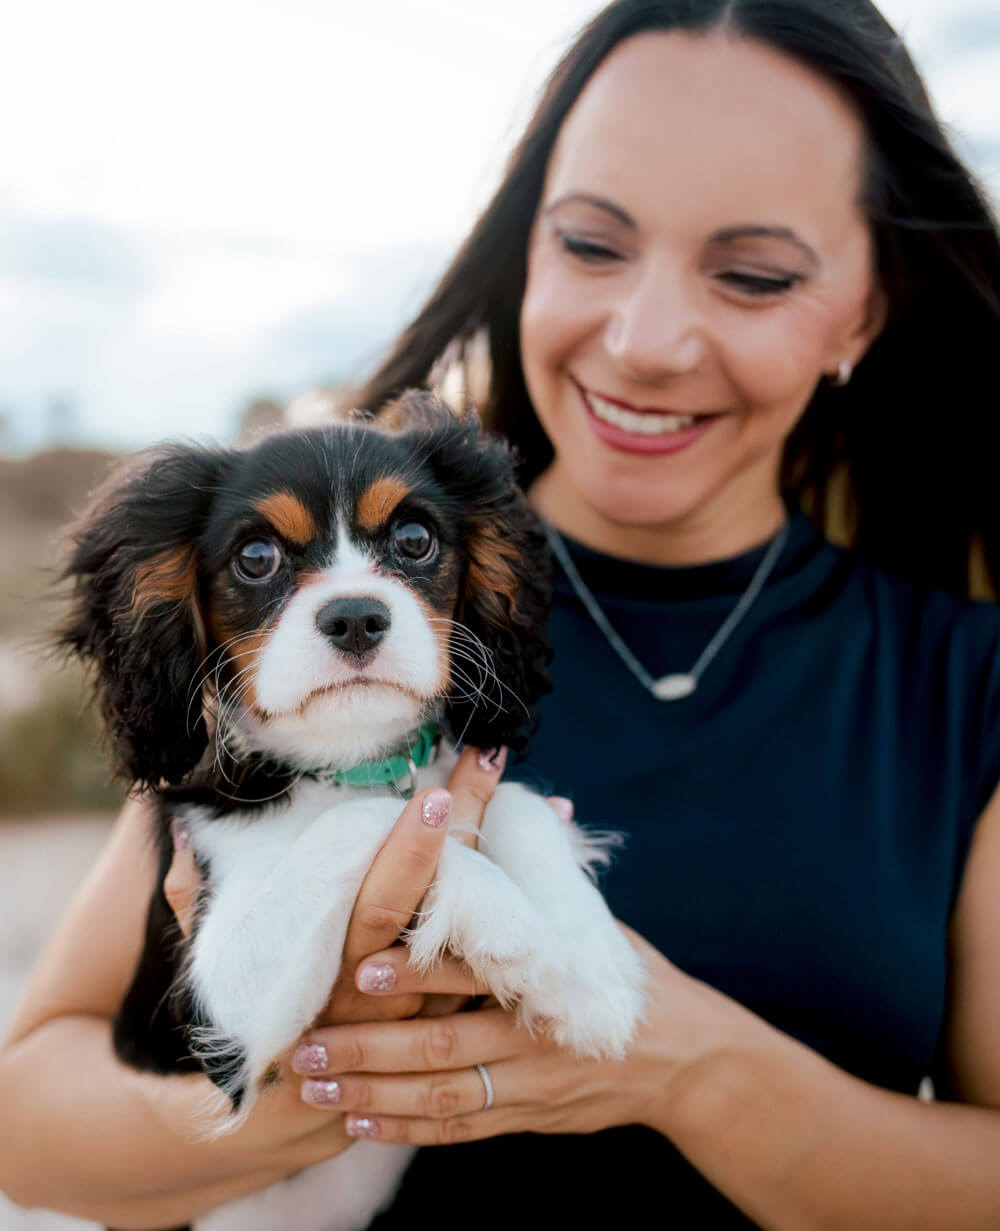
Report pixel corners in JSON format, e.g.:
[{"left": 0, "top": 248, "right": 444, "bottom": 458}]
[
  {"left": 292, "top": 1043, "right": 329, "bottom": 1074},
  {"left": 422, "top": 789, "right": 451, "bottom": 828},
  {"left": 302, "top": 1079, "right": 341, "bottom": 1106},
  {"left": 359, "top": 963, "right": 397, "bottom": 993},
  {"left": 346, "top": 1115, "right": 380, "bottom": 1137}
]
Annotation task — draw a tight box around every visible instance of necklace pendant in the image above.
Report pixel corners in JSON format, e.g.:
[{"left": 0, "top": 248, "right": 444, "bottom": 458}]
[{"left": 651, "top": 673, "right": 697, "bottom": 701}]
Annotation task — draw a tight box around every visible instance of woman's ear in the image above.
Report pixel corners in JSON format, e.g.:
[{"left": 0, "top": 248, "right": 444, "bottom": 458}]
[
  {"left": 59, "top": 444, "right": 230, "bottom": 788},
  {"left": 827, "top": 284, "right": 889, "bottom": 381}
]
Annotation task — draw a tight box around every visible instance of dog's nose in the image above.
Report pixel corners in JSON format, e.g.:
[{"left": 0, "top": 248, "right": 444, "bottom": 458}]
[{"left": 315, "top": 597, "right": 391, "bottom": 655}]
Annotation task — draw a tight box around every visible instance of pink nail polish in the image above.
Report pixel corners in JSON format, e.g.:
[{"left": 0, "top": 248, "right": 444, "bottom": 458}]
[
  {"left": 302, "top": 1079, "right": 341, "bottom": 1106},
  {"left": 359, "top": 963, "right": 397, "bottom": 993},
  {"left": 292, "top": 1043, "right": 329, "bottom": 1074},
  {"left": 422, "top": 789, "right": 451, "bottom": 828},
  {"left": 477, "top": 747, "right": 506, "bottom": 773},
  {"left": 549, "top": 796, "right": 574, "bottom": 824},
  {"left": 171, "top": 818, "right": 189, "bottom": 851},
  {"left": 346, "top": 1115, "right": 380, "bottom": 1137}
]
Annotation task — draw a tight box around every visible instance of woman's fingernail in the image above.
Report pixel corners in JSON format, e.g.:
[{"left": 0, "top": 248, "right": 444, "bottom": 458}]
[
  {"left": 171, "top": 818, "right": 189, "bottom": 851},
  {"left": 346, "top": 1115, "right": 380, "bottom": 1137},
  {"left": 477, "top": 747, "right": 506, "bottom": 773},
  {"left": 292, "top": 1043, "right": 329, "bottom": 1074},
  {"left": 549, "top": 796, "right": 574, "bottom": 824},
  {"left": 358, "top": 963, "right": 397, "bottom": 993},
  {"left": 422, "top": 789, "right": 451, "bottom": 828},
  {"left": 301, "top": 1079, "right": 341, "bottom": 1106}
]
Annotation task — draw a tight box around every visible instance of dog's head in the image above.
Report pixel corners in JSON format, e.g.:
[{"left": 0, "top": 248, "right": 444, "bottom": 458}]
[{"left": 60, "top": 391, "right": 551, "bottom": 789}]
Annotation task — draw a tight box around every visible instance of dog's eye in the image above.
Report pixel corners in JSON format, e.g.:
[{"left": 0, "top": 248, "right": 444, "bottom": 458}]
[
  {"left": 233, "top": 539, "right": 282, "bottom": 582},
  {"left": 391, "top": 521, "right": 435, "bottom": 562}
]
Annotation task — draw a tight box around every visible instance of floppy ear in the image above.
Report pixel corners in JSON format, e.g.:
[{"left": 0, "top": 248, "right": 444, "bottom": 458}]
[
  {"left": 59, "top": 444, "right": 230, "bottom": 788},
  {"left": 404, "top": 392, "right": 552, "bottom": 752}
]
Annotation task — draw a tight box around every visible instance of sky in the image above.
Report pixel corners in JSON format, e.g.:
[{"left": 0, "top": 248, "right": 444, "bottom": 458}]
[{"left": 2, "top": 0, "right": 999, "bottom": 453}]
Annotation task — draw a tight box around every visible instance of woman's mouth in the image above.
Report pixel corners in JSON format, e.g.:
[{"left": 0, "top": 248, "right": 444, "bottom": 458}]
[{"left": 576, "top": 384, "right": 722, "bottom": 455}]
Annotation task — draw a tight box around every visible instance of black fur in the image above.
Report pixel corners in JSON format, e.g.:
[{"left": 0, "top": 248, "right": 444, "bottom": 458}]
[{"left": 60, "top": 392, "right": 552, "bottom": 1091}]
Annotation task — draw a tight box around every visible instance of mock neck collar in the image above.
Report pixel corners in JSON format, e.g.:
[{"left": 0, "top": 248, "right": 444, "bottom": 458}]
[{"left": 550, "top": 510, "right": 824, "bottom": 603}]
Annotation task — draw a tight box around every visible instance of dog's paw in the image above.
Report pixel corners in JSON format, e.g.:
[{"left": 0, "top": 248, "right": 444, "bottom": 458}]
[
  {"left": 518, "top": 926, "right": 646, "bottom": 1060},
  {"left": 407, "top": 839, "right": 543, "bottom": 1005}
]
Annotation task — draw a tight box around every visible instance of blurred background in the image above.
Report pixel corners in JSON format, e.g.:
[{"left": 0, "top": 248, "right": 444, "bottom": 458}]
[{"left": 1, "top": 0, "right": 998, "bottom": 1224}]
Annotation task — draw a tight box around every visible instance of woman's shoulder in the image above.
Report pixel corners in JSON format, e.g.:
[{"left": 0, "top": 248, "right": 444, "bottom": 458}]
[{"left": 848, "top": 547, "right": 1000, "bottom": 641}]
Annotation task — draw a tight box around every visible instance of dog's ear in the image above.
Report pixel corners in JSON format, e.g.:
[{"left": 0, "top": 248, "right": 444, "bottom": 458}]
[
  {"left": 414, "top": 400, "right": 552, "bottom": 753},
  {"left": 59, "top": 443, "right": 230, "bottom": 788},
  {"left": 375, "top": 387, "right": 462, "bottom": 434}
]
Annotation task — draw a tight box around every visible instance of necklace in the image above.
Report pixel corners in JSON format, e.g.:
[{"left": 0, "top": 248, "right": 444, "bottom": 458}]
[{"left": 543, "top": 519, "right": 791, "bottom": 701}]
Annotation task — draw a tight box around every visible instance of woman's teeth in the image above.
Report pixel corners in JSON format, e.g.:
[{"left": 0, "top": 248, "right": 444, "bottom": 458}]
[{"left": 586, "top": 391, "right": 697, "bottom": 435}]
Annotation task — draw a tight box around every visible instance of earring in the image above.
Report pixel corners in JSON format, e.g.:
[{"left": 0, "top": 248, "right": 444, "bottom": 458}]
[{"left": 829, "top": 359, "right": 853, "bottom": 388}]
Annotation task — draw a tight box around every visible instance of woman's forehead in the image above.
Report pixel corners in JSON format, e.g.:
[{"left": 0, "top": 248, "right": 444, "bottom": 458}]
[{"left": 543, "top": 30, "right": 869, "bottom": 247}]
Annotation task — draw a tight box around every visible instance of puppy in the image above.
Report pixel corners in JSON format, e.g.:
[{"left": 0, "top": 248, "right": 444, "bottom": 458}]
[{"left": 60, "top": 390, "right": 644, "bottom": 1231}]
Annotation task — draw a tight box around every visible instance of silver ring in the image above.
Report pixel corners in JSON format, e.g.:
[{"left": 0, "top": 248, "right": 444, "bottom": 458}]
[{"left": 475, "top": 1063, "right": 494, "bottom": 1111}]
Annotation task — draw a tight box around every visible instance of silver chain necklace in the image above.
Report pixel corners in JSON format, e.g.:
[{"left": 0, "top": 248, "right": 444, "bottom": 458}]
[{"left": 544, "top": 519, "right": 791, "bottom": 701}]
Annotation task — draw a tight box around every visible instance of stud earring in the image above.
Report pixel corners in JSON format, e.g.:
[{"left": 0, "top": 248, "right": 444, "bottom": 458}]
[{"left": 829, "top": 359, "right": 853, "bottom": 388}]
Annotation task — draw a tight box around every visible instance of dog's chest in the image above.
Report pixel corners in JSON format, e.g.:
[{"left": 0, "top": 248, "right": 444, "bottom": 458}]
[{"left": 182, "top": 752, "right": 456, "bottom": 880}]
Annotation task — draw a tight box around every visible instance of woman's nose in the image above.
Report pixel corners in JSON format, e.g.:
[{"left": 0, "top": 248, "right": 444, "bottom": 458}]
[{"left": 604, "top": 265, "right": 705, "bottom": 377}]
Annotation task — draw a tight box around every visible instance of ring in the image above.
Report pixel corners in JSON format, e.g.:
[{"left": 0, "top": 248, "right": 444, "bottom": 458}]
[{"left": 475, "top": 1062, "right": 494, "bottom": 1111}]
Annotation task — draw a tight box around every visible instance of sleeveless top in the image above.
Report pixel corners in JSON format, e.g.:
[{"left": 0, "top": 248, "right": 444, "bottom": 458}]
[{"left": 374, "top": 510, "right": 1000, "bottom": 1226}]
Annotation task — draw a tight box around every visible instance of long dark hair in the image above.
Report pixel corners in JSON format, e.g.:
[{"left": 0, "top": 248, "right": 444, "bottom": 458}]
[{"left": 352, "top": 0, "right": 1000, "bottom": 599}]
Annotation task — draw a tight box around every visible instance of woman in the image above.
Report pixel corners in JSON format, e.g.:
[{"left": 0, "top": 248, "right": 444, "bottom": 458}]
[{"left": 5, "top": 0, "right": 1000, "bottom": 1225}]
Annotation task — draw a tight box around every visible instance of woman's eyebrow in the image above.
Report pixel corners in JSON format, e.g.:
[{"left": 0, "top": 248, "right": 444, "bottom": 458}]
[
  {"left": 543, "top": 192, "right": 636, "bottom": 227},
  {"left": 543, "top": 199, "right": 821, "bottom": 267},
  {"left": 710, "top": 224, "right": 820, "bottom": 267}
]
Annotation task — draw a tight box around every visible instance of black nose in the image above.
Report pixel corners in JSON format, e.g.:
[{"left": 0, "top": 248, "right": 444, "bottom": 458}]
[{"left": 316, "top": 597, "right": 391, "bottom": 656}]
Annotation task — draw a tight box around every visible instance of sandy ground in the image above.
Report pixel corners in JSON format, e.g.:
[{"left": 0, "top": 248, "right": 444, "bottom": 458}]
[{"left": 0, "top": 815, "right": 115, "bottom": 1231}]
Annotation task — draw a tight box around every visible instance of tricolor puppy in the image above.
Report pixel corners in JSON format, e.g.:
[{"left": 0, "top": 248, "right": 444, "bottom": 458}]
[{"left": 61, "top": 391, "right": 644, "bottom": 1231}]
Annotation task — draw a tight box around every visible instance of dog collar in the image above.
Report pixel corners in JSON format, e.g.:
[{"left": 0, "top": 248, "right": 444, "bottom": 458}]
[{"left": 324, "top": 722, "right": 440, "bottom": 798}]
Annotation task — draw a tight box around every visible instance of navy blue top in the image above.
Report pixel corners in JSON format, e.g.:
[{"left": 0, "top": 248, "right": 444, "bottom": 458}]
[{"left": 375, "top": 512, "right": 1000, "bottom": 1226}]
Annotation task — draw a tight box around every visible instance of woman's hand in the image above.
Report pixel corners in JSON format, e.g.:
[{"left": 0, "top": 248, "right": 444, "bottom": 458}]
[
  {"left": 162, "top": 745, "right": 515, "bottom": 1041},
  {"left": 145, "top": 747, "right": 516, "bottom": 1189},
  {"left": 281, "top": 755, "right": 732, "bottom": 1146},
  {"left": 289, "top": 924, "right": 727, "bottom": 1144}
]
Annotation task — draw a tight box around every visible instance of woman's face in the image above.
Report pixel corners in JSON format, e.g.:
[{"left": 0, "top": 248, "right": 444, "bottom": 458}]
[{"left": 520, "top": 31, "right": 885, "bottom": 560}]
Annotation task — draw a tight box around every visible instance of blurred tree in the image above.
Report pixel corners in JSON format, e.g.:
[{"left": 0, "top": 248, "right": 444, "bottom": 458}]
[{"left": 236, "top": 395, "right": 285, "bottom": 443}]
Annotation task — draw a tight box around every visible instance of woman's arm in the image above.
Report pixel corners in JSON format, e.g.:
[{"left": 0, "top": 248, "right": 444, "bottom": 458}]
[
  {"left": 0, "top": 756, "right": 493, "bottom": 1229},
  {"left": 651, "top": 780, "right": 1000, "bottom": 1230},
  {"left": 291, "top": 785, "right": 1000, "bottom": 1230},
  {"left": 0, "top": 797, "right": 309, "bottom": 1227}
]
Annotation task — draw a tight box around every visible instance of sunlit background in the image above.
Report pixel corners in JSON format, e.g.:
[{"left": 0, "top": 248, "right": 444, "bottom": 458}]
[
  {"left": 0, "top": 2, "right": 999, "bottom": 1223},
  {"left": 2, "top": 0, "right": 999, "bottom": 454}
]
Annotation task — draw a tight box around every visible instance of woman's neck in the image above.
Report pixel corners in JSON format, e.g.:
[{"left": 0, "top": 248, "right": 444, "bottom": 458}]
[{"left": 527, "top": 469, "right": 787, "bottom": 566}]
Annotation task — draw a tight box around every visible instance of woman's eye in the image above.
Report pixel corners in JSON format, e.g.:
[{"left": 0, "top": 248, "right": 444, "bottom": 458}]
[
  {"left": 233, "top": 539, "right": 283, "bottom": 582},
  {"left": 557, "top": 230, "right": 621, "bottom": 264},
  {"left": 718, "top": 271, "right": 803, "bottom": 297},
  {"left": 392, "top": 521, "right": 436, "bottom": 562}
]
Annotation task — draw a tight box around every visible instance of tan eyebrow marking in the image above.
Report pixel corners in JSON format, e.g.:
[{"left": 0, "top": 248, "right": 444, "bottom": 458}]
[
  {"left": 357, "top": 477, "right": 411, "bottom": 533},
  {"left": 254, "top": 492, "right": 317, "bottom": 547}
]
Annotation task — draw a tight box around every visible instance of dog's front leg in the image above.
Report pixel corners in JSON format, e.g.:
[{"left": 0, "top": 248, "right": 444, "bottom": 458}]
[
  {"left": 479, "top": 783, "right": 646, "bottom": 1059},
  {"left": 185, "top": 795, "right": 402, "bottom": 1117}
]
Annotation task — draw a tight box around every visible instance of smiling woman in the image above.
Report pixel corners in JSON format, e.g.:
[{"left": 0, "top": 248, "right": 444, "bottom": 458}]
[
  {"left": 519, "top": 32, "right": 885, "bottom": 558},
  {"left": 5, "top": 1, "right": 1000, "bottom": 1229}
]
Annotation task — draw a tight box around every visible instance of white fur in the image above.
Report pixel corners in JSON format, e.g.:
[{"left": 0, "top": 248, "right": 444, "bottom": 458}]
[
  {"left": 246, "top": 535, "right": 444, "bottom": 767},
  {"left": 178, "top": 762, "right": 643, "bottom": 1230},
  {"left": 165, "top": 525, "right": 645, "bottom": 1229}
]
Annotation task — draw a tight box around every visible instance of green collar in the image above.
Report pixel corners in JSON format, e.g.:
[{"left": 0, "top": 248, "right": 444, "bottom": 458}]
[{"left": 323, "top": 722, "right": 440, "bottom": 797}]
